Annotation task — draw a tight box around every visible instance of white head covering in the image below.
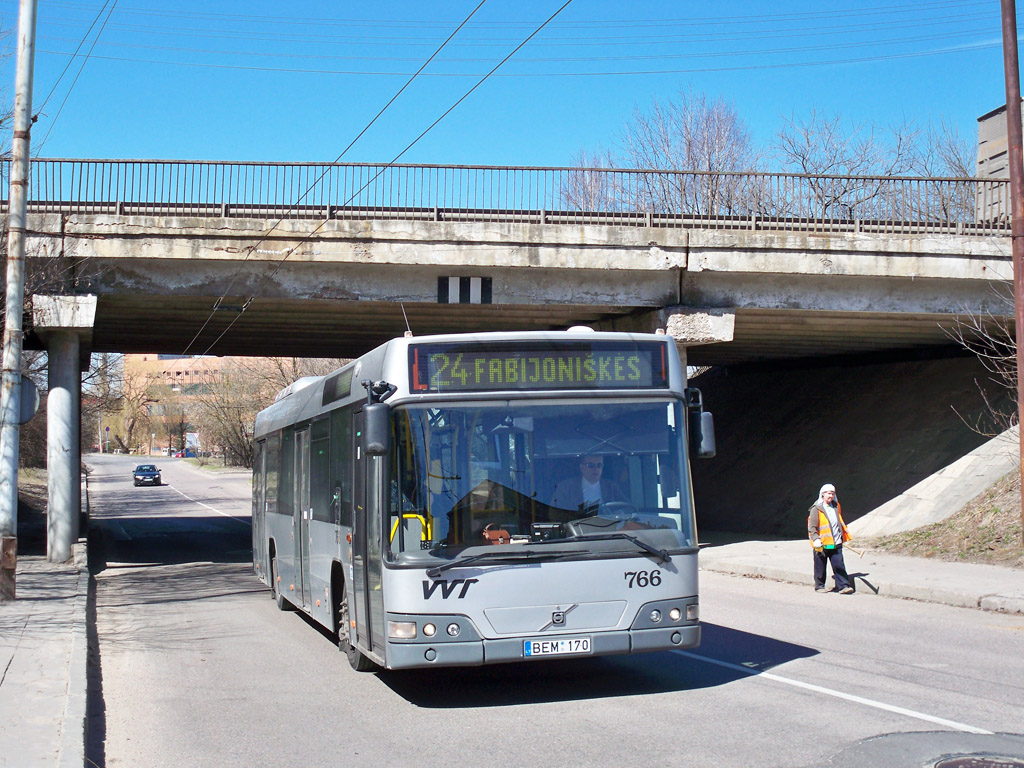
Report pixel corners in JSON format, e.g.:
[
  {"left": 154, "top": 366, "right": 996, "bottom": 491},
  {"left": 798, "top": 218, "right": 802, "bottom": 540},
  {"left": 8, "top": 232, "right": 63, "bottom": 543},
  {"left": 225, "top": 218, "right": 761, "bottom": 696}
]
[{"left": 815, "top": 483, "right": 838, "bottom": 507}]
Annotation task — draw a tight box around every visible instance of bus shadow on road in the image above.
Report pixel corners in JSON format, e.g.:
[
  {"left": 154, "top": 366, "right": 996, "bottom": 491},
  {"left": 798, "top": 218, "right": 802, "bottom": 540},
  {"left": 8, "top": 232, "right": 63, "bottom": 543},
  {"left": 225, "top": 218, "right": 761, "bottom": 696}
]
[{"left": 379, "top": 622, "right": 818, "bottom": 707}]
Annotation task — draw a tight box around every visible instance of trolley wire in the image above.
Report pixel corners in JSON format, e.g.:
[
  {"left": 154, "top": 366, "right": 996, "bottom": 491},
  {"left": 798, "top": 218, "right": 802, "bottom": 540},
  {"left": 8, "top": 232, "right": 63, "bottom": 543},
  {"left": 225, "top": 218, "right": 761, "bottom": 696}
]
[
  {"left": 188, "top": 0, "right": 577, "bottom": 359},
  {"left": 180, "top": 0, "right": 491, "bottom": 356},
  {"left": 34, "top": 0, "right": 119, "bottom": 149}
]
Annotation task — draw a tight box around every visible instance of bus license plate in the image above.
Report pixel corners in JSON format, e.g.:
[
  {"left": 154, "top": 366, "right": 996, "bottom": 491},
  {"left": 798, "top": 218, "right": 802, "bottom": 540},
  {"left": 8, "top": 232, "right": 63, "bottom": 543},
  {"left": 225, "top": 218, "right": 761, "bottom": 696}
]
[{"left": 524, "top": 637, "right": 592, "bottom": 657}]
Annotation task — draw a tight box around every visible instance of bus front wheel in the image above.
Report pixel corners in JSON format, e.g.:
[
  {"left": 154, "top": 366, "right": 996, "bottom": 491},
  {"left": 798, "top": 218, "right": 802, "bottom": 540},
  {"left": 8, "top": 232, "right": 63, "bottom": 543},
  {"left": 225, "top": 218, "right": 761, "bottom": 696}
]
[
  {"left": 271, "top": 555, "right": 290, "bottom": 612},
  {"left": 336, "top": 587, "right": 377, "bottom": 672}
]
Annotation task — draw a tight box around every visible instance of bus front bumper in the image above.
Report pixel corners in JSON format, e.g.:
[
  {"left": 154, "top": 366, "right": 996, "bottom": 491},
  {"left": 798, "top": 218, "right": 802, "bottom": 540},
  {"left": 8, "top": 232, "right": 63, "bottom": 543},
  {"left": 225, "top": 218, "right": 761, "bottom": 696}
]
[{"left": 385, "top": 624, "right": 700, "bottom": 670}]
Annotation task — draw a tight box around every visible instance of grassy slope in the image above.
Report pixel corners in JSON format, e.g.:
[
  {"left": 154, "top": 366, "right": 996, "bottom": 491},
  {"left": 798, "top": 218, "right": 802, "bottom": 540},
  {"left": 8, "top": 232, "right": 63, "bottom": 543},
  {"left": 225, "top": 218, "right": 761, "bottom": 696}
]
[{"left": 870, "top": 468, "right": 1024, "bottom": 569}]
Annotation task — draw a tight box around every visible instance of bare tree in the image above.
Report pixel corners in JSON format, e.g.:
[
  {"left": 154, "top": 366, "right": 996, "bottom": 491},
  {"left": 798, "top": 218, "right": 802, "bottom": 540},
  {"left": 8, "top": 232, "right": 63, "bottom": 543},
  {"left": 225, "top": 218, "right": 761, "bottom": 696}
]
[
  {"left": 108, "top": 361, "right": 156, "bottom": 453},
  {"left": 191, "top": 362, "right": 266, "bottom": 468},
  {"left": 189, "top": 357, "right": 344, "bottom": 468},
  {"left": 562, "top": 149, "right": 618, "bottom": 213},
  {"left": 945, "top": 283, "right": 1018, "bottom": 436},
  {"left": 157, "top": 402, "right": 189, "bottom": 455},
  {"left": 233, "top": 356, "right": 347, "bottom": 395},
  {"left": 773, "top": 110, "right": 921, "bottom": 220},
  {"left": 613, "top": 89, "right": 763, "bottom": 215},
  {"left": 909, "top": 119, "right": 976, "bottom": 223}
]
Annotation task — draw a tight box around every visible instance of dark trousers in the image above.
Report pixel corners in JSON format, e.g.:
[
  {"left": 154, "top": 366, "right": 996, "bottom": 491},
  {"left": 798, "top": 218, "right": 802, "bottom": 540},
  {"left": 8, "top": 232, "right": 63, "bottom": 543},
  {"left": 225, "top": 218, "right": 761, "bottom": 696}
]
[{"left": 813, "top": 545, "right": 850, "bottom": 590}]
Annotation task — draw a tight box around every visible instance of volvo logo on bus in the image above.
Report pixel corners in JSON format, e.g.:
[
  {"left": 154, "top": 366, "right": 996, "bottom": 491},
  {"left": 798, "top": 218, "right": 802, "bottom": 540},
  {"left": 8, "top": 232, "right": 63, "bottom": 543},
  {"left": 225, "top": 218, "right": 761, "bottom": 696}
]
[
  {"left": 551, "top": 611, "right": 565, "bottom": 626},
  {"left": 422, "top": 578, "right": 478, "bottom": 599}
]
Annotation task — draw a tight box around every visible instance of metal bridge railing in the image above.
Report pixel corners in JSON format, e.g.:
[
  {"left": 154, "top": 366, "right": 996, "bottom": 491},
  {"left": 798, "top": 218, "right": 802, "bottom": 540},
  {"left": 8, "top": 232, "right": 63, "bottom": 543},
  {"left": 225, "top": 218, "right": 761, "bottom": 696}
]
[{"left": 0, "top": 158, "right": 1012, "bottom": 236}]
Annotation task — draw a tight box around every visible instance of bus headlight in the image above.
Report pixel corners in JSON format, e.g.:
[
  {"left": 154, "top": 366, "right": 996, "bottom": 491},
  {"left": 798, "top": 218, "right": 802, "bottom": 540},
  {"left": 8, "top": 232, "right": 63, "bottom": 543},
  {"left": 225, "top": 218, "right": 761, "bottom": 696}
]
[
  {"left": 422, "top": 623, "right": 437, "bottom": 637},
  {"left": 388, "top": 621, "right": 417, "bottom": 639},
  {"left": 686, "top": 604, "right": 699, "bottom": 622},
  {"left": 446, "top": 622, "right": 461, "bottom": 637},
  {"left": 669, "top": 608, "right": 682, "bottom": 621},
  {"left": 649, "top": 609, "right": 662, "bottom": 623}
]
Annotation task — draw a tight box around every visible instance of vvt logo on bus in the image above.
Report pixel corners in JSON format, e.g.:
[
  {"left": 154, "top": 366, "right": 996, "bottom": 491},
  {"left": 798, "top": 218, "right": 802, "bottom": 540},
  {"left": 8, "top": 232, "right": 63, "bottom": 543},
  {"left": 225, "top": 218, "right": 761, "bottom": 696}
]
[{"left": 422, "top": 578, "right": 478, "bottom": 599}]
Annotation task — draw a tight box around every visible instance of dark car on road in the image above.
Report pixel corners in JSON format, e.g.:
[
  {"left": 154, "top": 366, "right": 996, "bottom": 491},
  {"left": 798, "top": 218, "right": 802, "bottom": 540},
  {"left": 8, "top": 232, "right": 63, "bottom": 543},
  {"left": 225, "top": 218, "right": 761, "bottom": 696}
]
[{"left": 133, "top": 464, "right": 162, "bottom": 487}]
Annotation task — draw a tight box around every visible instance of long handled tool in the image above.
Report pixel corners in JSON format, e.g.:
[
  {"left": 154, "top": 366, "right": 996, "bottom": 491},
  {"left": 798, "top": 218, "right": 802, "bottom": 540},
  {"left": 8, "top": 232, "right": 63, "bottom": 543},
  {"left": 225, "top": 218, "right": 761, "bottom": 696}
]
[{"left": 845, "top": 545, "right": 865, "bottom": 558}]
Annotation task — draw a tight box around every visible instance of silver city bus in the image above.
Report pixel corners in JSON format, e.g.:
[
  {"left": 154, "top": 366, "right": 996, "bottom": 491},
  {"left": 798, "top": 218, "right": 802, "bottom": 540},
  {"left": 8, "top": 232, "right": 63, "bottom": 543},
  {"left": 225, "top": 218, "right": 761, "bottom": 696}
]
[{"left": 252, "top": 328, "right": 715, "bottom": 671}]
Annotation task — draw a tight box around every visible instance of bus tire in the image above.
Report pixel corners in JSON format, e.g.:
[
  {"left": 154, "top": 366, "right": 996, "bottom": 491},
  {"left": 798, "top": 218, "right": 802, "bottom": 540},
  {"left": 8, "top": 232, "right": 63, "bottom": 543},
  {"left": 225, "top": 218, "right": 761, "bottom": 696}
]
[
  {"left": 271, "top": 555, "right": 290, "bottom": 612},
  {"left": 336, "top": 584, "right": 377, "bottom": 672}
]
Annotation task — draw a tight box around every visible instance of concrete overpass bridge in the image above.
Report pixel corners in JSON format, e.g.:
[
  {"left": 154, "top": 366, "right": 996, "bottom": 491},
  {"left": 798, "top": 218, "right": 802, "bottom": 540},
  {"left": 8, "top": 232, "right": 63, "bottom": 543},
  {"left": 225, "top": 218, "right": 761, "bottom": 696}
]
[
  {"left": 3, "top": 158, "right": 1016, "bottom": 559},
  {"left": 10, "top": 158, "right": 1013, "bottom": 364}
]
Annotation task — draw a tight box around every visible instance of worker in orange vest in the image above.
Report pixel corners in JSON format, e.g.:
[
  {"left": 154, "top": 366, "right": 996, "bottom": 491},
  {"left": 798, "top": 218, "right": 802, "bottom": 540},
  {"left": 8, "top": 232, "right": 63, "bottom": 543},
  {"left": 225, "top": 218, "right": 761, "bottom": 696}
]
[{"left": 808, "top": 483, "right": 854, "bottom": 594}]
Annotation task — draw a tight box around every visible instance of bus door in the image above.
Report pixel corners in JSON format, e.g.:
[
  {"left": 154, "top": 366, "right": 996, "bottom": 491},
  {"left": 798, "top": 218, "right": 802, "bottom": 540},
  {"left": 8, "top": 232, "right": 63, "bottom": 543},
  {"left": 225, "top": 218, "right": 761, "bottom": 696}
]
[
  {"left": 352, "top": 413, "right": 370, "bottom": 651},
  {"left": 294, "top": 427, "right": 312, "bottom": 609},
  {"left": 352, "top": 411, "right": 387, "bottom": 658},
  {"left": 252, "top": 440, "right": 267, "bottom": 581}
]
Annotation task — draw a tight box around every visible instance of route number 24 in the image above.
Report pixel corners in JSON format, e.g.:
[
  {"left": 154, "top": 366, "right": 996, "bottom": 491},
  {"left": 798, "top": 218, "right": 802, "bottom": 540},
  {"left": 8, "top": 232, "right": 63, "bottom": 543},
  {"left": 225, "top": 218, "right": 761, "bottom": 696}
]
[{"left": 624, "top": 570, "right": 661, "bottom": 588}]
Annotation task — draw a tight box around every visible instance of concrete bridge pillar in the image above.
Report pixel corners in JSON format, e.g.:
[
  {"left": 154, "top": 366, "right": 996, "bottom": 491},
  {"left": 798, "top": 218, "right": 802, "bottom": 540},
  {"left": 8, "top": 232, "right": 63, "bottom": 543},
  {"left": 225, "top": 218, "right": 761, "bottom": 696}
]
[
  {"left": 31, "top": 296, "right": 96, "bottom": 563},
  {"left": 46, "top": 330, "right": 79, "bottom": 562}
]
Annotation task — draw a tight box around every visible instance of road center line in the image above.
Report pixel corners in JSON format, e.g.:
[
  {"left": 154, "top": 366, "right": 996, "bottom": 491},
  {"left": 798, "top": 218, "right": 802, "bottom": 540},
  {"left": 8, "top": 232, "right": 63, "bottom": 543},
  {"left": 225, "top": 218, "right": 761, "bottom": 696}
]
[
  {"left": 168, "top": 485, "right": 250, "bottom": 528},
  {"left": 672, "top": 649, "right": 993, "bottom": 735}
]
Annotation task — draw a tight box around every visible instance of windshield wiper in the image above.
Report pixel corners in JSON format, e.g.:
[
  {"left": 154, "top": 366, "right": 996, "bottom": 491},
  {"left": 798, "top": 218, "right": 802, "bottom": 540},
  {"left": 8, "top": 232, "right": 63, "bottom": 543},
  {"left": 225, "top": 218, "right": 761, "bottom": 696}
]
[
  {"left": 426, "top": 548, "right": 582, "bottom": 578},
  {"left": 558, "top": 532, "right": 671, "bottom": 563}
]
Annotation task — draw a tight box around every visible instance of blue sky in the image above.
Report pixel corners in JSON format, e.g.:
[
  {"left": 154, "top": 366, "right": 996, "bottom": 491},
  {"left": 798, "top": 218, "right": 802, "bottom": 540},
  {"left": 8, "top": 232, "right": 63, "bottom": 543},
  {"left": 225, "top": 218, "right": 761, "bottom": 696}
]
[{"left": 0, "top": 0, "right": 1015, "bottom": 167}]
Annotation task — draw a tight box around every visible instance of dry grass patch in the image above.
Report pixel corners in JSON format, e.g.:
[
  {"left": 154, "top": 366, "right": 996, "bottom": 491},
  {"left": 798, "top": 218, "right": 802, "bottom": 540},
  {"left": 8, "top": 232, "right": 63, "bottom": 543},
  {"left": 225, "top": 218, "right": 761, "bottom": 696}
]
[{"left": 870, "top": 469, "right": 1024, "bottom": 569}]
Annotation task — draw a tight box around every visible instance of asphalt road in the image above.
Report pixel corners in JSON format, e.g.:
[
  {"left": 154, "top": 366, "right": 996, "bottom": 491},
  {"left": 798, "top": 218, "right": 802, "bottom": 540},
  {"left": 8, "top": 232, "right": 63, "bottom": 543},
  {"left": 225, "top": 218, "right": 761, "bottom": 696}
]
[{"left": 85, "top": 454, "right": 1024, "bottom": 768}]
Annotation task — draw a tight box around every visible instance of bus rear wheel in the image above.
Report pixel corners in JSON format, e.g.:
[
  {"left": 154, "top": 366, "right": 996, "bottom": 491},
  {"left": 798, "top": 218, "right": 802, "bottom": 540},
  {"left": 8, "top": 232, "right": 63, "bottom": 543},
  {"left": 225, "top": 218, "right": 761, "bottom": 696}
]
[{"left": 336, "top": 587, "right": 377, "bottom": 672}]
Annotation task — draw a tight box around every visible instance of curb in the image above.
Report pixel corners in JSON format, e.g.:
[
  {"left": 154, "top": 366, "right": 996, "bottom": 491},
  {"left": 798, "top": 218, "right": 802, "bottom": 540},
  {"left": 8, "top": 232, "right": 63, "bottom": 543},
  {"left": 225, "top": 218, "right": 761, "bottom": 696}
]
[
  {"left": 56, "top": 541, "right": 88, "bottom": 768},
  {"left": 700, "top": 561, "right": 1024, "bottom": 615}
]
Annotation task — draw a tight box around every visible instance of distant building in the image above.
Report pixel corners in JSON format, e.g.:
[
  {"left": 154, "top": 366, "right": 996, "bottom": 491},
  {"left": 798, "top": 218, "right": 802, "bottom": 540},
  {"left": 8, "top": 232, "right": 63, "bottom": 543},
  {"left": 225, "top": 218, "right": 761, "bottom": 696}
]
[
  {"left": 976, "top": 100, "right": 1021, "bottom": 221},
  {"left": 121, "top": 354, "right": 249, "bottom": 454},
  {"left": 123, "top": 353, "right": 240, "bottom": 394}
]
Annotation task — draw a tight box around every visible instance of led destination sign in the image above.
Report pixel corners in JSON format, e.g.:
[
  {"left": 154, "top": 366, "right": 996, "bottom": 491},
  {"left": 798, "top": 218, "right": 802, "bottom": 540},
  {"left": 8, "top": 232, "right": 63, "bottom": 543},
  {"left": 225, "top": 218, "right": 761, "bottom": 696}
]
[{"left": 410, "top": 341, "right": 668, "bottom": 393}]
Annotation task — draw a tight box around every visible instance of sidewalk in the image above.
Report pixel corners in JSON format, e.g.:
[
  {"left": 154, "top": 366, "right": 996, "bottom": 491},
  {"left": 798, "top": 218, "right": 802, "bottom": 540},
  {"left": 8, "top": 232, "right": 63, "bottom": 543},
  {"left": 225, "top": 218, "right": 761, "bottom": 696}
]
[
  {"left": 700, "top": 538, "right": 1024, "bottom": 614},
  {"left": 0, "top": 544, "right": 88, "bottom": 768}
]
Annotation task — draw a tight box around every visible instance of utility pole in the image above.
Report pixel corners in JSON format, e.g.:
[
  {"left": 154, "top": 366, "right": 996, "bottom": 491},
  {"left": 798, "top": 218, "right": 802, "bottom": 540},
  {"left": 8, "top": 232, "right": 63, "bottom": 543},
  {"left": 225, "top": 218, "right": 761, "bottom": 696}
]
[
  {"left": 1001, "top": 0, "right": 1024, "bottom": 547},
  {"left": 0, "top": 0, "right": 38, "bottom": 602}
]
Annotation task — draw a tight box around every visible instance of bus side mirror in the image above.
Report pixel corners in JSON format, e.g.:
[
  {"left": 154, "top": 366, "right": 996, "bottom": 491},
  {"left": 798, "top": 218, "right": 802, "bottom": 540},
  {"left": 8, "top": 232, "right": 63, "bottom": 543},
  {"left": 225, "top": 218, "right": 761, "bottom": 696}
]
[
  {"left": 685, "top": 387, "right": 716, "bottom": 459},
  {"left": 695, "top": 412, "right": 716, "bottom": 459},
  {"left": 364, "top": 402, "right": 390, "bottom": 456}
]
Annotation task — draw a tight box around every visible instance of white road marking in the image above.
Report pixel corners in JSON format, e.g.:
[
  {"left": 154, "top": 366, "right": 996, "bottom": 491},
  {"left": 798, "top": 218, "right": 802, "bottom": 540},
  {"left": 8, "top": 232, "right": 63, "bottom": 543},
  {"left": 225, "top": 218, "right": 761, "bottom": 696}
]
[
  {"left": 168, "top": 485, "right": 250, "bottom": 528},
  {"left": 673, "top": 650, "right": 993, "bottom": 735}
]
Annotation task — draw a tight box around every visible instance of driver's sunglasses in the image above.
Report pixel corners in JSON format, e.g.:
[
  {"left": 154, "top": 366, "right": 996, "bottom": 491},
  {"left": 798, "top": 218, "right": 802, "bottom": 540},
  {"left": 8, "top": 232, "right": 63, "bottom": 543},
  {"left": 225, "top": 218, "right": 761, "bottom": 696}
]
[{"left": 581, "top": 461, "right": 603, "bottom": 469}]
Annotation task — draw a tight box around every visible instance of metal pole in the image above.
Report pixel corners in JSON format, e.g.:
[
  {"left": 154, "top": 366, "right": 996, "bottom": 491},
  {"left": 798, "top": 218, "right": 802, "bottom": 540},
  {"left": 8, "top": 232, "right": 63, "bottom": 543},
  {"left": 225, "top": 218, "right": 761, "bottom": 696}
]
[
  {"left": 1001, "top": 0, "right": 1024, "bottom": 547},
  {"left": 0, "top": 0, "right": 38, "bottom": 601}
]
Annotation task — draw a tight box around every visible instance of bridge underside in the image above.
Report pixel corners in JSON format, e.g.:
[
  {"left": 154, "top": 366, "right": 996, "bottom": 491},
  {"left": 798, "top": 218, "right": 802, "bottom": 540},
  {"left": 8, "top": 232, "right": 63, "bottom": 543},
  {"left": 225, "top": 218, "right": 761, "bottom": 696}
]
[
  {"left": 33, "top": 294, "right": 986, "bottom": 366},
  {"left": 74, "top": 295, "right": 638, "bottom": 359}
]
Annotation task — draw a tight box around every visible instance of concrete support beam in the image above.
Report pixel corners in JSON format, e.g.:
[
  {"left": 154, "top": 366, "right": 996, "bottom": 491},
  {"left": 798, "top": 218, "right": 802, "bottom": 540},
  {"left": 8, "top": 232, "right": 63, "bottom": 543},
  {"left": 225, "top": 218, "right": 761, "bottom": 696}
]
[
  {"left": 32, "top": 296, "right": 96, "bottom": 564},
  {"left": 596, "top": 307, "right": 737, "bottom": 345},
  {"left": 46, "top": 331, "right": 79, "bottom": 562},
  {"left": 665, "top": 308, "right": 737, "bottom": 346}
]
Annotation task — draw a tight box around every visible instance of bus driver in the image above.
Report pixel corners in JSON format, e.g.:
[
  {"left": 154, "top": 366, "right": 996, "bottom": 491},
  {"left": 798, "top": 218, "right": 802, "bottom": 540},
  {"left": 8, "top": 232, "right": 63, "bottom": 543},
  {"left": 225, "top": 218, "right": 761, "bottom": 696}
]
[{"left": 551, "top": 454, "right": 627, "bottom": 512}]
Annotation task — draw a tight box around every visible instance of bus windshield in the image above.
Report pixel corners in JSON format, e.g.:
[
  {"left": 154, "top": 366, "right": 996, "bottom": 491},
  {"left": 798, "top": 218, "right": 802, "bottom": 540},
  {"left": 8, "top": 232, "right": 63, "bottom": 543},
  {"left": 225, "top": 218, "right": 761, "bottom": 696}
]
[{"left": 387, "top": 399, "right": 696, "bottom": 561}]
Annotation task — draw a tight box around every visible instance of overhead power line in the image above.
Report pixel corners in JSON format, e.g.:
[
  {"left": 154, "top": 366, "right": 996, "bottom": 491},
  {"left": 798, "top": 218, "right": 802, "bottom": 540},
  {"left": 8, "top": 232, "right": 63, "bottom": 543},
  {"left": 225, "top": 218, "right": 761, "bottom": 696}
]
[
  {"left": 31, "top": 24, "right": 1001, "bottom": 68},
  {"left": 33, "top": 0, "right": 114, "bottom": 117},
  {"left": 35, "top": 0, "right": 119, "bottom": 149},
  {"left": 180, "top": 0, "right": 493, "bottom": 357},
  {"left": 32, "top": 38, "right": 1004, "bottom": 81},
  {"left": 188, "top": 0, "right": 578, "bottom": 358},
  {"left": 31, "top": 9, "right": 995, "bottom": 49},
  {"left": 25, "top": 0, "right": 992, "bottom": 31}
]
